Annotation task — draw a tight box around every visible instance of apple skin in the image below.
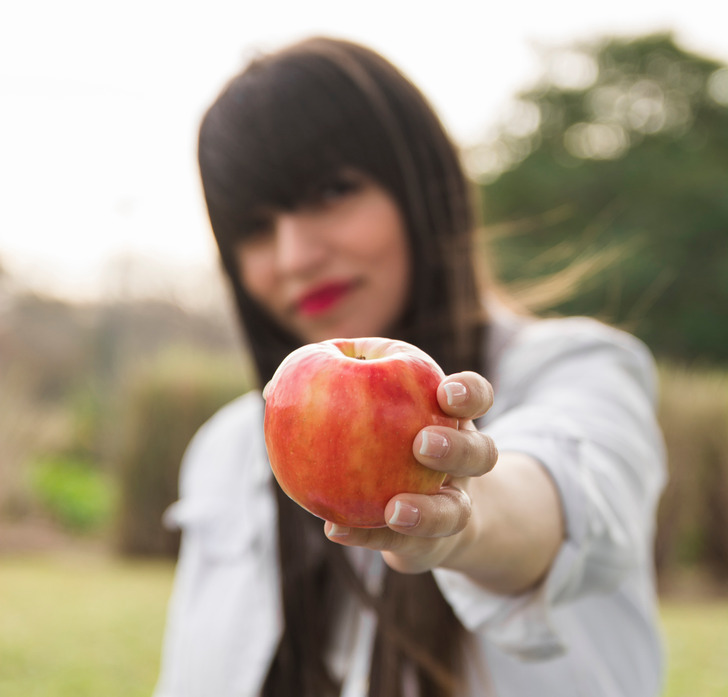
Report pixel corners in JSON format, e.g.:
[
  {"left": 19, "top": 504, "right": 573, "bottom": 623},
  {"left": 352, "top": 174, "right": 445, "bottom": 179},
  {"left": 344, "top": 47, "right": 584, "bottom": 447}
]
[{"left": 263, "top": 337, "right": 458, "bottom": 528}]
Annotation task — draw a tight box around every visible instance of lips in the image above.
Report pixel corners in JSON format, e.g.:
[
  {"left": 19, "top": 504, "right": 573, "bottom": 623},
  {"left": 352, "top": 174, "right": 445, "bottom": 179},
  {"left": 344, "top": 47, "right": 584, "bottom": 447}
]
[{"left": 296, "top": 281, "right": 356, "bottom": 317}]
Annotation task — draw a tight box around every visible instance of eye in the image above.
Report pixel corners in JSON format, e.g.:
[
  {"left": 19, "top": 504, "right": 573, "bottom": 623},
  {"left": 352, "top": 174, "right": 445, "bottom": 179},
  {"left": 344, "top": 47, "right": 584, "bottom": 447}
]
[
  {"left": 239, "top": 212, "right": 275, "bottom": 245},
  {"left": 307, "top": 172, "right": 363, "bottom": 207},
  {"left": 321, "top": 175, "right": 359, "bottom": 200}
]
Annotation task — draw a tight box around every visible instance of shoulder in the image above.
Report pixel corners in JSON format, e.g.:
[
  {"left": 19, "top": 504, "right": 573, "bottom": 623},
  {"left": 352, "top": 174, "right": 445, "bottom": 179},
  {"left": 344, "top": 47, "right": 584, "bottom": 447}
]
[
  {"left": 190, "top": 389, "right": 264, "bottom": 444},
  {"left": 488, "top": 311, "right": 659, "bottom": 405},
  {"left": 178, "top": 390, "right": 268, "bottom": 500},
  {"left": 517, "top": 315, "right": 654, "bottom": 371},
  {"left": 512, "top": 314, "right": 648, "bottom": 353},
  {"left": 514, "top": 315, "right": 653, "bottom": 369}
]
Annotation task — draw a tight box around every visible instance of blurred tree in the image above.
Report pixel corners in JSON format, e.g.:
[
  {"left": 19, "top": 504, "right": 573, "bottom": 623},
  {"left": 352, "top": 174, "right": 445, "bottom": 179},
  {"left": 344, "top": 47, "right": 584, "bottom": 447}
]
[
  {"left": 471, "top": 33, "right": 728, "bottom": 363},
  {"left": 114, "top": 348, "right": 252, "bottom": 557},
  {"left": 0, "top": 288, "right": 243, "bottom": 519}
]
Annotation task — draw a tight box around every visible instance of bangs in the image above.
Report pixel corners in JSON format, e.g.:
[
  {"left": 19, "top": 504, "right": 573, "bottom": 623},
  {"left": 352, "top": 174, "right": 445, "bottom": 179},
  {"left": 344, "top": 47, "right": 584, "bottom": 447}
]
[{"left": 198, "top": 46, "right": 402, "bottom": 244}]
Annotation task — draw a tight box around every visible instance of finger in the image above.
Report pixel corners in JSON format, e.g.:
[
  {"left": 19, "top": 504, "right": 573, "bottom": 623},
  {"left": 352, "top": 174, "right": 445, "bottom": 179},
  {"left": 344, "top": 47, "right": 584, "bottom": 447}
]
[
  {"left": 323, "top": 490, "right": 469, "bottom": 573},
  {"left": 324, "top": 520, "right": 400, "bottom": 549},
  {"left": 324, "top": 521, "right": 439, "bottom": 575},
  {"left": 414, "top": 426, "right": 498, "bottom": 478},
  {"left": 437, "top": 371, "right": 494, "bottom": 420},
  {"left": 323, "top": 485, "right": 469, "bottom": 545},
  {"left": 385, "top": 487, "right": 472, "bottom": 538}
]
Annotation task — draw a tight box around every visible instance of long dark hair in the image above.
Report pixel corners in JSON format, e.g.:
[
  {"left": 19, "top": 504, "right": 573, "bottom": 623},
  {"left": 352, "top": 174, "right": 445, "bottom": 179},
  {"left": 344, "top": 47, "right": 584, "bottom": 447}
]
[{"left": 198, "top": 37, "right": 488, "bottom": 696}]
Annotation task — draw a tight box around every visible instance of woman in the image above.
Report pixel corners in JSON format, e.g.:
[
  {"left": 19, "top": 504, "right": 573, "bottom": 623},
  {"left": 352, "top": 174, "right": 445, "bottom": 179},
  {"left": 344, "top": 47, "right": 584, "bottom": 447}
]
[{"left": 154, "top": 37, "right": 666, "bottom": 696}]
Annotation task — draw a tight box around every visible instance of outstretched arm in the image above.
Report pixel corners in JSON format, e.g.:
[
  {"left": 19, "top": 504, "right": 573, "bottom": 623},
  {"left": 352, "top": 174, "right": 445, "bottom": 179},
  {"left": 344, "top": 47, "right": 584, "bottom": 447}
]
[{"left": 324, "top": 371, "right": 565, "bottom": 596}]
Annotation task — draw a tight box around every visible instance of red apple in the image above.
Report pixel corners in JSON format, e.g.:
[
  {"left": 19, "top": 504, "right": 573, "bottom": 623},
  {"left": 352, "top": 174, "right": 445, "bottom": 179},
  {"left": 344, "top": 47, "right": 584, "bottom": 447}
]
[{"left": 263, "top": 337, "right": 458, "bottom": 528}]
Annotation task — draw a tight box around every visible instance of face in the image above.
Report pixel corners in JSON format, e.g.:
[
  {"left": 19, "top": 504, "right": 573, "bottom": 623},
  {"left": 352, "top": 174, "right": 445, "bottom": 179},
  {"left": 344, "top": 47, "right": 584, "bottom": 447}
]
[{"left": 235, "top": 170, "right": 411, "bottom": 344}]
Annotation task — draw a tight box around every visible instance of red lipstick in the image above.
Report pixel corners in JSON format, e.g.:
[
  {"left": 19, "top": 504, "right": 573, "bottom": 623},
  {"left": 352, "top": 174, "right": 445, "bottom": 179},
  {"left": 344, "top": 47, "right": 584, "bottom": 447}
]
[{"left": 297, "top": 281, "right": 355, "bottom": 317}]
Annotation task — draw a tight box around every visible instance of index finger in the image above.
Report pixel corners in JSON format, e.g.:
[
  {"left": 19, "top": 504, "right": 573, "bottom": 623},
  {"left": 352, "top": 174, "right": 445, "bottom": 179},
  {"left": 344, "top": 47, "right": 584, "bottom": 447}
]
[{"left": 438, "top": 371, "right": 494, "bottom": 421}]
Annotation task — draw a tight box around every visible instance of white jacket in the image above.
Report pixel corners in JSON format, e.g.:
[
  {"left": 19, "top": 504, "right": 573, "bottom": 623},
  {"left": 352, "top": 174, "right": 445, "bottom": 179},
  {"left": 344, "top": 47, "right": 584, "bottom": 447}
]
[{"left": 153, "top": 311, "right": 667, "bottom": 697}]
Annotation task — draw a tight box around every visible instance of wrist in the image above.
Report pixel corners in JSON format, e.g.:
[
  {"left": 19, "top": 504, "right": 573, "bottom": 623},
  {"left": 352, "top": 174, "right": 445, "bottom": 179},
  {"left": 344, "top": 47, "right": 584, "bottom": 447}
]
[{"left": 438, "top": 452, "right": 564, "bottom": 595}]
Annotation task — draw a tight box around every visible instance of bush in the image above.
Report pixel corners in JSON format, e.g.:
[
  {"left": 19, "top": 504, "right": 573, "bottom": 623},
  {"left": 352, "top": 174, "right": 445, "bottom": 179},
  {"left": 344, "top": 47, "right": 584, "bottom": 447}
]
[
  {"left": 656, "top": 363, "right": 728, "bottom": 579},
  {"left": 29, "top": 457, "right": 116, "bottom": 533},
  {"left": 113, "top": 348, "right": 252, "bottom": 557}
]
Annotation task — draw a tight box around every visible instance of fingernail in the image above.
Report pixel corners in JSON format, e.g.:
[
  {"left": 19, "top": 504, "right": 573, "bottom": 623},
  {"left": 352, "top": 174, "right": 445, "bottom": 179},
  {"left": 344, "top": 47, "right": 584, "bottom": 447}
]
[
  {"left": 444, "top": 382, "right": 468, "bottom": 407},
  {"left": 388, "top": 500, "right": 420, "bottom": 528},
  {"left": 419, "top": 430, "right": 450, "bottom": 458},
  {"left": 327, "top": 524, "right": 351, "bottom": 538}
]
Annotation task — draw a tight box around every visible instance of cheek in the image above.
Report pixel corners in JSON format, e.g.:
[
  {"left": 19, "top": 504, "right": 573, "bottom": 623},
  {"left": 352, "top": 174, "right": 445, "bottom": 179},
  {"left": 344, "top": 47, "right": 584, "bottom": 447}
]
[
  {"left": 350, "top": 196, "right": 408, "bottom": 260},
  {"left": 358, "top": 204, "right": 412, "bottom": 315},
  {"left": 236, "top": 247, "right": 275, "bottom": 305},
  {"left": 371, "top": 207, "right": 410, "bottom": 279}
]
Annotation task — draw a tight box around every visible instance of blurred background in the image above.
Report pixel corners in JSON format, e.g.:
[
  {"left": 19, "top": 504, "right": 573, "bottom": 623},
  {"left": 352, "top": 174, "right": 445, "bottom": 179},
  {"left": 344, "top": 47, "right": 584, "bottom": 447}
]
[{"left": 1, "top": 1, "right": 727, "bottom": 695}]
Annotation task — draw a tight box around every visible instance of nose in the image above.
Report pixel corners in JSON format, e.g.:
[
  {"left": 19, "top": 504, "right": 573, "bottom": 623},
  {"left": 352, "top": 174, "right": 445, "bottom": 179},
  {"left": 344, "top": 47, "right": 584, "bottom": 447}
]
[{"left": 274, "top": 212, "right": 328, "bottom": 276}]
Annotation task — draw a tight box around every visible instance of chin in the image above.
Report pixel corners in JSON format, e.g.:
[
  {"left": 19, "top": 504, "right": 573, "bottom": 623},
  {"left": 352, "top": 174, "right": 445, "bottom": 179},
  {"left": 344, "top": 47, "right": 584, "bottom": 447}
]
[
  {"left": 295, "top": 307, "right": 399, "bottom": 343},
  {"left": 297, "top": 321, "right": 374, "bottom": 344},
  {"left": 305, "top": 328, "right": 365, "bottom": 343}
]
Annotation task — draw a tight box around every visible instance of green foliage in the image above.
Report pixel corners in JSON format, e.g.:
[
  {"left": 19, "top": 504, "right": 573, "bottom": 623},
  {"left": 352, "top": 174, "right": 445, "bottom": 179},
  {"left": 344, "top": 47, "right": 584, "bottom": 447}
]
[
  {"left": 114, "top": 347, "right": 252, "bottom": 557},
  {"left": 29, "top": 458, "right": 115, "bottom": 533},
  {"left": 475, "top": 33, "right": 728, "bottom": 364}
]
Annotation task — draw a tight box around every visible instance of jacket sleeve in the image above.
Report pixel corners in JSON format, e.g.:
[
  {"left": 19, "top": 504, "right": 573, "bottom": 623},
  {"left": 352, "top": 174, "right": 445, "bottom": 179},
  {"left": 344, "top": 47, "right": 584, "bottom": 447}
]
[
  {"left": 152, "top": 392, "right": 282, "bottom": 697},
  {"left": 433, "top": 317, "right": 667, "bottom": 660}
]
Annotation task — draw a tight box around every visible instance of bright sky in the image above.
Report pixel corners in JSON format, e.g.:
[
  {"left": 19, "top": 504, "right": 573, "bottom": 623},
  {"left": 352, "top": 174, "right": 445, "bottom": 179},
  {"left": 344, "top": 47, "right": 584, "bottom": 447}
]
[{"left": 2, "top": 0, "right": 727, "bottom": 302}]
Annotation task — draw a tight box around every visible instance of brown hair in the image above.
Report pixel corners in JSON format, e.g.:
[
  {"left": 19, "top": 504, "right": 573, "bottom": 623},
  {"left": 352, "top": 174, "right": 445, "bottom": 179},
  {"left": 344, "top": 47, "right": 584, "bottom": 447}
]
[{"left": 198, "top": 36, "right": 487, "bottom": 696}]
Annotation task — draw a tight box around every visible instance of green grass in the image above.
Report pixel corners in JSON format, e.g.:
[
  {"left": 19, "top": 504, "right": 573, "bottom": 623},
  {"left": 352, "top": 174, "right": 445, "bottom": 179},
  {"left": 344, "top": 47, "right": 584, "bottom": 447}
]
[
  {"left": 660, "top": 600, "right": 728, "bottom": 697},
  {"left": 0, "top": 555, "right": 174, "bottom": 697},
  {"left": 0, "top": 555, "right": 726, "bottom": 696}
]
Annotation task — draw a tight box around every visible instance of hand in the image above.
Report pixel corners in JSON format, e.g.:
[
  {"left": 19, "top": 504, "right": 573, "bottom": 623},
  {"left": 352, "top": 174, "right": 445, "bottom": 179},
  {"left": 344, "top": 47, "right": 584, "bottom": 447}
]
[{"left": 324, "top": 371, "right": 498, "bottom": 575}]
